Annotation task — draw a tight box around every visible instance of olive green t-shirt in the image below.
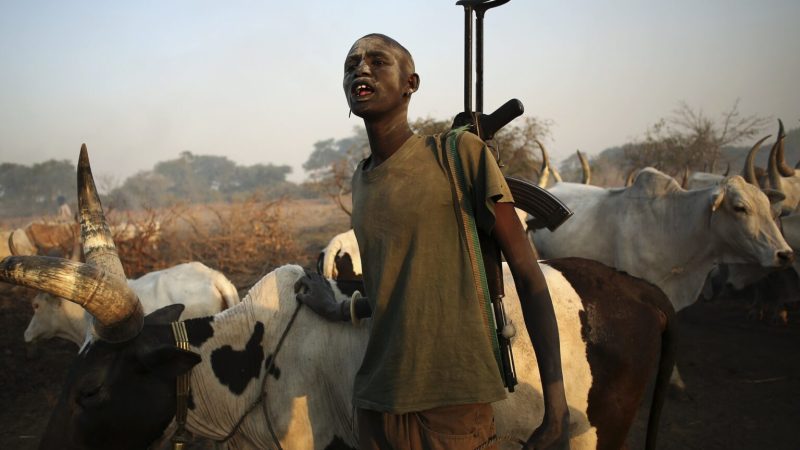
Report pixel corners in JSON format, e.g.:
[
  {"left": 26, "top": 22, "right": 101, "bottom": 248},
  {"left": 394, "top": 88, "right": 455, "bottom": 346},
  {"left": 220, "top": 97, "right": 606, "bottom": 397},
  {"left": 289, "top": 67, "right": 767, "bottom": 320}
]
[{"left": 351, "top": 132, "right": 513, "bottom": 413}]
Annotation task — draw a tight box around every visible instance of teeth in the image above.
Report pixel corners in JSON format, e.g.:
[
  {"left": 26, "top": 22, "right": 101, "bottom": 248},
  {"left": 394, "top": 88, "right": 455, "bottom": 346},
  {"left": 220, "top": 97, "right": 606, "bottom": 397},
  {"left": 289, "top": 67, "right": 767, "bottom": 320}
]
[{"left": 353, "top": 84, "right": 372, "bottom": 96}]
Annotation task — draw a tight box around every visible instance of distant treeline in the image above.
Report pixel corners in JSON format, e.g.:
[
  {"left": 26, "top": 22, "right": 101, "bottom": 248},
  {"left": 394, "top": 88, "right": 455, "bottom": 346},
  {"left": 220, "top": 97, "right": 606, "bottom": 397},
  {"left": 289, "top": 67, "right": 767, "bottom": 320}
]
[
  {"left": 0, "top": 159, "right": 79, "bottom": 219},
  {"left": 2, "top": 105, "right": 797, "bottom": 219},
  {"left": 0, "top": 151, "right": 317, "bottom": 218}
]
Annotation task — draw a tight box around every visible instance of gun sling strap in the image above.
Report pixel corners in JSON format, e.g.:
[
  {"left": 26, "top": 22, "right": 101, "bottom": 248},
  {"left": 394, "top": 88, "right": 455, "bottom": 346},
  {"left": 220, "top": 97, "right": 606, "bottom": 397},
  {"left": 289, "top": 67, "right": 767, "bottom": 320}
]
[{"left": 440, "top": 128, "right": 504, "bottom": 378}]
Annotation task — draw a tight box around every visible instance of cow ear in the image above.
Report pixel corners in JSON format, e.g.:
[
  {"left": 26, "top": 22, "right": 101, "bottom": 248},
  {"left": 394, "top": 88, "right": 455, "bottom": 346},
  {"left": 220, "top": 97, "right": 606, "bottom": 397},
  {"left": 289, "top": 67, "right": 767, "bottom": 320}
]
[
  {"left": 144, "top": 304, "right": 186, "bottom": 326},
  {"left": 39, "top": 294, "right": 60, "bottom": 306},
  {"left": 763, "top": 188, "right": 786, "bottom": 205},
  {"left": 711, "top": 188, "right": 725, "bottom": 212},
  {"left": 139, "top": 346, "right": 201, "bottom": 379}
]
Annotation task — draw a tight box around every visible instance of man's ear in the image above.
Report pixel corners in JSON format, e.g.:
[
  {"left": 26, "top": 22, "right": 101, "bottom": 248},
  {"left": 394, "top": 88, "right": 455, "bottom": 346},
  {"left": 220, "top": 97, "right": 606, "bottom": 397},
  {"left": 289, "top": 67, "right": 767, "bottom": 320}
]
[{"left": 406, "top": 73, "right": 420, "bottom": 96}]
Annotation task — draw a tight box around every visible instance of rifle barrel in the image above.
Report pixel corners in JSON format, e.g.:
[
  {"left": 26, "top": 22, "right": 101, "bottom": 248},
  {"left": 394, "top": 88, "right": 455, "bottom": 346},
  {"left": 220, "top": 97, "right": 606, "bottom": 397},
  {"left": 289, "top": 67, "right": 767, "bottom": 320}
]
[{"left": 463, "top": 6, "right": 473, "bottom": 113}]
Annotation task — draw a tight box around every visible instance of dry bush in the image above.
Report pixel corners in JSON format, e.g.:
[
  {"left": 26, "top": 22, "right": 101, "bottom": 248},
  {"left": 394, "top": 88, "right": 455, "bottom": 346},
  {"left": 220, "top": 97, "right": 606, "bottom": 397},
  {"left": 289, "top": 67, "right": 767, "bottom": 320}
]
[
  {"left": 161, "top": 198, "right": 301, "bottom": 290},
  {"left": 110, "top": 207, "right": 177, "bottom": 278},
  {"left": 109, "top": 198, "right": 302, "bottom": 291}
]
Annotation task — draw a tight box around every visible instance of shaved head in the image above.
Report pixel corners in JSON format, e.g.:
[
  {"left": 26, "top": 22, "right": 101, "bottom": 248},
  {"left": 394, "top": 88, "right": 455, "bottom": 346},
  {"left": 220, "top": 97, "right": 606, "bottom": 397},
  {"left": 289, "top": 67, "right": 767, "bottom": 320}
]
[{"left": 354, "top": 33, "right": 415, "bottom": 75}]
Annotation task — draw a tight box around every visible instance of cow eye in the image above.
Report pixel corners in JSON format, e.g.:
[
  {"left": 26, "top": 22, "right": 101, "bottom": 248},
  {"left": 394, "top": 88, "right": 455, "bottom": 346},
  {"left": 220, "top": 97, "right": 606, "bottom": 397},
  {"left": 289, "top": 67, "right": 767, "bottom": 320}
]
[
  {"left": 733, "top": 205, "right": 748, "bottom": 214},
  {"left": 77, "top": 384, "right": 104, "bottom": 408}
]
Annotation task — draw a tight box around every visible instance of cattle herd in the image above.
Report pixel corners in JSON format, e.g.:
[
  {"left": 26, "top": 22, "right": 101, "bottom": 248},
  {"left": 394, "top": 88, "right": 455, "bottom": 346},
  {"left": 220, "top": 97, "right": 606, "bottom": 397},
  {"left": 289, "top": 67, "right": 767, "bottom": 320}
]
[{"left": 0, "top": 126, "right": 797, "bottom": 449}]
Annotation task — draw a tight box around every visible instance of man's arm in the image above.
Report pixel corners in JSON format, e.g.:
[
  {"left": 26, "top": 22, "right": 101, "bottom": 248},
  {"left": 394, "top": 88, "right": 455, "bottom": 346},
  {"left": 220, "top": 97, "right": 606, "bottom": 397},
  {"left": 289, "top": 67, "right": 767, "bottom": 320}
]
[{"left": 492, "top": 201, "right": 570, "bottom": 449}]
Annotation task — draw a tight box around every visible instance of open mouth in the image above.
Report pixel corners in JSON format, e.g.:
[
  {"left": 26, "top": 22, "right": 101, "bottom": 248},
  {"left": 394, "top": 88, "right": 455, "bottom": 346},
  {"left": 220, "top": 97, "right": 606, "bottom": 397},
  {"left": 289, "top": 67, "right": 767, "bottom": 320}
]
[{"left": 351, "top": 82, "right": 375, "bottom": 98}]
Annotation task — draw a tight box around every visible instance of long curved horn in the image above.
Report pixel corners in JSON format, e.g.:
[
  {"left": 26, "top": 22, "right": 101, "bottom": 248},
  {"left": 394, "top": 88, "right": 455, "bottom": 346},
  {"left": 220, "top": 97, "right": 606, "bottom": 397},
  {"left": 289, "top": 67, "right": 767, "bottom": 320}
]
[
  {"left": 625, "top": 168, "right": 637, "bottom": 187},
  {"left": 680, "top": 166, "right": 689, "bottom": 189},
  {"left": 79, "top": 145, "right": 127, "bottom": 280},
  {"left": 551, "top": 166, "right": 563, "bottom": 183},
  {"left": 768, "top": 134, "right": 784, "bottom": 194},
  {"left": 77, "top": 145, "right": 143, "bottom": 341},
  {"left": 723, "top": 162, "right": 730, "bottom": 177},
  {"left": 741, "top": 134, "right": 771, "bottom": 185},
  {"left": 774, "top": 119, "right": 793, "bottom": 177},
  {"left": 535, "top": 139, "right": 550, "bottom": 188},
  {"left": 577, "top": 150, "right": 591, "bottom": 184},
  {"left": 0, "top": 256, "right": 141, "bottom": 338}
]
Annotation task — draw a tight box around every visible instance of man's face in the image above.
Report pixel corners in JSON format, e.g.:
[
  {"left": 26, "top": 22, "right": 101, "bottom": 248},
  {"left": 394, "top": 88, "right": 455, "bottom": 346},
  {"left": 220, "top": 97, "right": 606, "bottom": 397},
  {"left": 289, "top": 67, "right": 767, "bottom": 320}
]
[{"left": 343, "top": 36, "right": 415, "bottom": 119}]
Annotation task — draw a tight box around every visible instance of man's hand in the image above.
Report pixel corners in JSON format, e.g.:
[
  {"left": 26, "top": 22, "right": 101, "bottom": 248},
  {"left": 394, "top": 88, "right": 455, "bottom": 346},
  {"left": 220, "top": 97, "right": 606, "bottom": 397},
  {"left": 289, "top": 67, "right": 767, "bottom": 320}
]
[
  {"left": 524, "top": 411, "right": 570, "bottom": 450},
  {"left": 294, "top": 270, "right": 344, "bottom": 322}
]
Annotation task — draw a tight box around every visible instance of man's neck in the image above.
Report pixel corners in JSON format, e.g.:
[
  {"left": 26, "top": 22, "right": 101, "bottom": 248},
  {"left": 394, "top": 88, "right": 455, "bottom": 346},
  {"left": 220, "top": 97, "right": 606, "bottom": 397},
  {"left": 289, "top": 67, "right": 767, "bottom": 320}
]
[{"left": 363, "top": 111, "right": 414, "bottom": 168}]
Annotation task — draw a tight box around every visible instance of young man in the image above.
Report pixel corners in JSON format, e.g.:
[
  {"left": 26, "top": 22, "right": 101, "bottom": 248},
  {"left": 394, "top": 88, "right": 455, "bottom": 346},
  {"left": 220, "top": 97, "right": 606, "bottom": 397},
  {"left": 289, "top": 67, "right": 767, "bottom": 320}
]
[{"left": 296, "top": 34, "right": 569, "bottom": 449}]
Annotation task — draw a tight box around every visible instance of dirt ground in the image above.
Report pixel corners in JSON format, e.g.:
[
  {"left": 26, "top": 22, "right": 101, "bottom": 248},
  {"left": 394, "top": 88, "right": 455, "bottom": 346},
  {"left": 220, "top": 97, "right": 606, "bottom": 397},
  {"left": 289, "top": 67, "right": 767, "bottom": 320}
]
[{"left": 627, "top": 298, "right": 800, "bottom": 450}]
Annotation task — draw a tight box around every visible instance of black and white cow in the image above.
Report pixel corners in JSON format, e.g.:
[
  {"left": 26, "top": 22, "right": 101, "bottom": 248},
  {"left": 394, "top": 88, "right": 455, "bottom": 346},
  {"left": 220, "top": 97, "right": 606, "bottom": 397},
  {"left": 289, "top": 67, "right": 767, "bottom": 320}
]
[{"left": 0, "top": 148, "right": 674, "bottom": 450}]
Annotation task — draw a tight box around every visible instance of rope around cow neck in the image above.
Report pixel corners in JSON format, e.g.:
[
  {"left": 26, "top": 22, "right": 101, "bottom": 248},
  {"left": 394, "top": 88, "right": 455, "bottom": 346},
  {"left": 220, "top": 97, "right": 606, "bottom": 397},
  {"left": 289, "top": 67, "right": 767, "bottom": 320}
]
[{"left": 217, "top": 301, "right": 304, "bottom": 449}]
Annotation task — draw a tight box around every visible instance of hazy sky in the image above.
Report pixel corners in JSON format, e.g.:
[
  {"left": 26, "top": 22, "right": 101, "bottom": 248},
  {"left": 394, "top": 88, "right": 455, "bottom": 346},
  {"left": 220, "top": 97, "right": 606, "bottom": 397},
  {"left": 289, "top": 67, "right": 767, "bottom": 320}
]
[{"left": 1, "top": 0, "right": 798, "bottom": 184}]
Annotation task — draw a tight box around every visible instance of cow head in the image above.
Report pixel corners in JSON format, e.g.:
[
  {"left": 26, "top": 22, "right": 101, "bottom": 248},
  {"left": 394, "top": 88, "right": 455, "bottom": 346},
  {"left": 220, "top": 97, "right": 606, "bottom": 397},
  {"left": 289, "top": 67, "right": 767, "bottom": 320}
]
[
  {"left": 38, "top": 304, "right": 199, "bottom": 450},
  {"left": 709, "top": 175, "right": 793, "bottom": 268},
  {"left": 0, "top": 145, "right": 201, "bottom": 449},
  {"left": 25, "top": 291, "right": 94, "bottom": 346}
]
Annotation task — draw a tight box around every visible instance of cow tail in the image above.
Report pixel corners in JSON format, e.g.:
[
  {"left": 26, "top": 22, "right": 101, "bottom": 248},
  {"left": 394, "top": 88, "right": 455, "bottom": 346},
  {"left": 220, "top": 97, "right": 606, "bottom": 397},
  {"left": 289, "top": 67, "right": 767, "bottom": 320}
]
[{"left": 645, "top": 302, "right": 677, "bottom": 450}]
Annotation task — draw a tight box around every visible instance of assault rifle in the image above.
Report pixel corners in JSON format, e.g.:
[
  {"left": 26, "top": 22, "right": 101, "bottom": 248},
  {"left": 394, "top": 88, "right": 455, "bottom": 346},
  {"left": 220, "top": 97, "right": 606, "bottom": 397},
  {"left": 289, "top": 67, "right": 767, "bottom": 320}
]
[{"left": 452, "top": 0, "right": 573, "bottom": 392}]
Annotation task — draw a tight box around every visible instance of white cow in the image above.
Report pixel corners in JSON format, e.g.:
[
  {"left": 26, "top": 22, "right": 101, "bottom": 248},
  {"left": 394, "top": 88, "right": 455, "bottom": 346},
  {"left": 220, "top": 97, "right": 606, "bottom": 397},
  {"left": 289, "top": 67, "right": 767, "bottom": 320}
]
[
  {"left": 531, "top": 168, "right": 793, "bottom": 312},
  {"left": 24, "top": 262, "right": 240, "bottom": 347},
  {"left": 317, "top": 229, "right": 362, "bottom": 280}
]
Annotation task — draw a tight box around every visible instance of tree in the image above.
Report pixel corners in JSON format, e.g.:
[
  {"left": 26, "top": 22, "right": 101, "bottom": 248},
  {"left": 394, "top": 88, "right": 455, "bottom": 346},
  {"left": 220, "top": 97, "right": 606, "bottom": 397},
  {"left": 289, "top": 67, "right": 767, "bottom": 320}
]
[
  {"left": 411, "top": 115, "right": 553, "bottom": 182},
  {"left": 111, "top": 171, "right": 174, "bottom": 209},
  {"left": 623, "top": 100, "right": 768, "bottom": 175},
  {"left": 491, "top": 116, "right": 553, "bottom": 181},
  {"left": 302, "top": 127, "right": 370, "bottom": 215},
  {"left": 0, "top": 159, "right": 76, "bottom": 218},
  {"left": 110, "top": 152, "right": 293, "bottom": 208},
  {"left": 232, "top": 164, "right": 293, "bottom": 193}
]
